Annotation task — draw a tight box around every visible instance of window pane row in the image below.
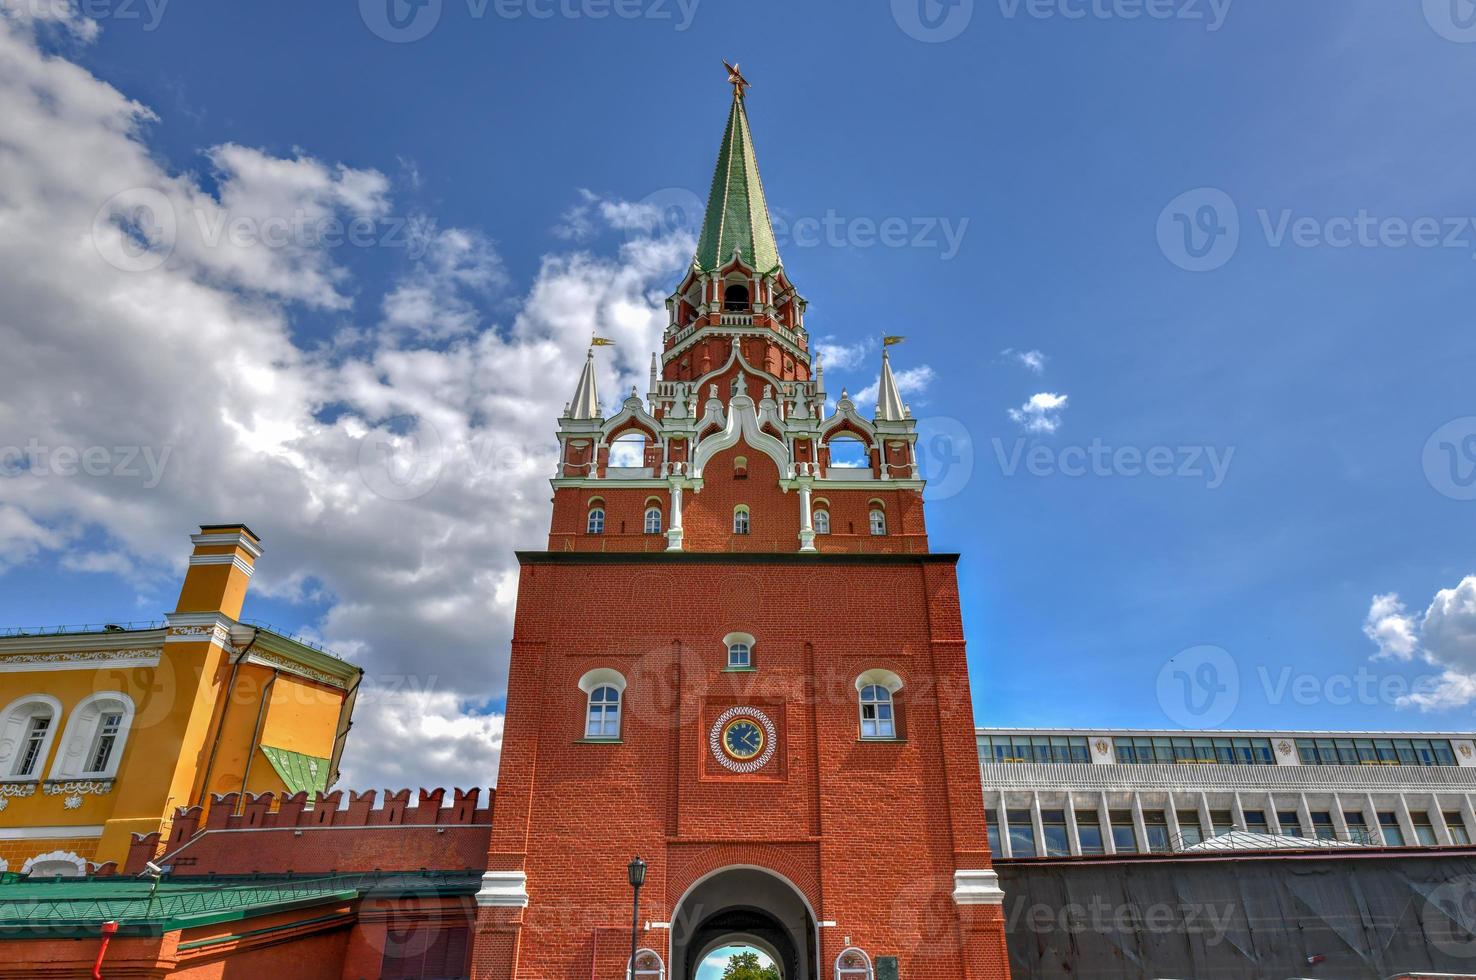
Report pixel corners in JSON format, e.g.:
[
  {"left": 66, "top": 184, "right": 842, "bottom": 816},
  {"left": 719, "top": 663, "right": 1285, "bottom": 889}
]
[
  {"left": 1113, "top": 736, "right": 1275, "bottom": 765},
  {"left": 1295, "top": 737, "right": 1458, "bottom": 767},
  {"left": 980, "top": 735, "right": 1091, "bottom": 764}
]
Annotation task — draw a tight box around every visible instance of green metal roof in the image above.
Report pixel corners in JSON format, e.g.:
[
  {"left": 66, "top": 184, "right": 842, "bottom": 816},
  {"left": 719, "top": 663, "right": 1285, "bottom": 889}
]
[
  {"left": 694, "top": 93, "right": 781, "bottom": 275},
  {"left": 0, "top": 871, "right": 479, "bottom": 938},
  {"left": 261, "top": 745, "right": 331, "bottom": 796}
]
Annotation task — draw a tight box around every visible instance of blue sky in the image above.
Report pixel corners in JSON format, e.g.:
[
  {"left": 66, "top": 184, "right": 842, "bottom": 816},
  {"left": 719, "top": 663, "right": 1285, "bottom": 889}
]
[{"left": 2, "top": 0, "right": 1475, "bottom": 785}]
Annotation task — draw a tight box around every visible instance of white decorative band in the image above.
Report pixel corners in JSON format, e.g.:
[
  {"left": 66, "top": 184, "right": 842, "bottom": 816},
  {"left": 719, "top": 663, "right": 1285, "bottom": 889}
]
[
  {"left": 0, "top": 825, "right": 104, "bottom": 840},
  {"left": 0, "top": 783, "right": 38, "bottom": 798},
  {"left": 953, "top": 869, "right": 1006, "bottom": 905},
  {"left": 0, "top": 650, "right": 161, "bottom": 673},
  {"left": 477, "top": 871, "right": 530, "bottom": 908},
  {"left": 43, "top": 780, "right": 113, "bottom": 796},
  {"left": 187, "top": 553, "right": 255, "bottom": 576},
  {"left": 191, "top": 531, "right": 263, "bottom": 559}
]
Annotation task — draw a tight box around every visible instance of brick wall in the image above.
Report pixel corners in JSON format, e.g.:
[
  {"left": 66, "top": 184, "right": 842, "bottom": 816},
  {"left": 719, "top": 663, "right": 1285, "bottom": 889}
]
[{"left": 475, "top": 552, "right": 1009, "bottom": 979}]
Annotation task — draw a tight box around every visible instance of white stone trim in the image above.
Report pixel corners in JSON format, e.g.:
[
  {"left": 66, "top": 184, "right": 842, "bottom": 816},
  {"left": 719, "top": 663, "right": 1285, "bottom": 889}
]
[
  {"left": 0, "top": 825, "right": 103, "bottom": 840},
  {"left": 187, "top": 553, "right": 255, "bottom": 576},
  {"left": 21, "top": 849, "right": 87, "bottom": 877},
  {"left": 0, "top": 650, "right": 161, "bottom": 673},
  {"left": 477, "top": 870, "right": 530, "bottom": 907},
  {"left": 190, "top": 530, "right": 263, "bottom": 560},
  {"left": 952, "top": 868, "right": 1005, "bottom": 905}
]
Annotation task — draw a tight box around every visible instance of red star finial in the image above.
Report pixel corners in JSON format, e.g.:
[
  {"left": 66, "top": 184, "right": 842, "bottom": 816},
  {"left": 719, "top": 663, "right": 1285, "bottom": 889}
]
[{"left": 723, "top": 60, "right": 751, "bottom": 100}]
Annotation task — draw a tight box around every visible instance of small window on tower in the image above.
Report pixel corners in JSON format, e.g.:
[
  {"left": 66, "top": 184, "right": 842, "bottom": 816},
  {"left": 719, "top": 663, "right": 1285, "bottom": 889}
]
[
  {"left": 869, "top": 508, "right": 887, "bottom": 536},
  {"left": 733, "top": 506, "right": 751, "bottom": 535},
  {"left": 813, "top": 510, "right": 831, "bottom": 535},
  {"left": 733, "top": 455, "right": 748, "bottom": 479},
  {"left": 724, "top": 283, "right": 750, "bottom": 312},
  {"left": 644, "top": 507, "right": 662, "bottom": 535},
  {"left": 587, "top": 507, "right": 605, "bottom": 535}
]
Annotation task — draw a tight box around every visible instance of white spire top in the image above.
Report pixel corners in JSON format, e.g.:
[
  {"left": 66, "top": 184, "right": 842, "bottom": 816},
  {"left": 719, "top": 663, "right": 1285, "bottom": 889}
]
[
  {"left": 568, "top": 348, "right": 601, "bottom": 420},
  {"left": 649, "top": 351, "right": 659, "bottom": 392},
  {"left": 875, "top": 349, "right": 906, "bottom": 422}
]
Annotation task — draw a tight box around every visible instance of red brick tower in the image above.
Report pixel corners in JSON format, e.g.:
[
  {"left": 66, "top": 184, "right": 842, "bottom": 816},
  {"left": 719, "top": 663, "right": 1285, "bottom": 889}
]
[{"left": 473, "top": 66, "right": 1010, "bottom": 980}]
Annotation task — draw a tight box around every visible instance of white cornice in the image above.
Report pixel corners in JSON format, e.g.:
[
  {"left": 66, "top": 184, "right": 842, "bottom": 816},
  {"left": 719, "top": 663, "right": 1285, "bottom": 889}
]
[
  {"left": 0, "top": 629, "right": 166, "bottom": 655},
  {"left": 0, "top": 825, "right": 104, "bottom": 840},
  {"left": 476, "top": 870, "right": 530, "bottom": 908},
  {"left": 190, "top": 531, "right": 263, "bottom": 560},
  {"left": 953, "top": 869, "right": 1005, "bottom": 906},
  {"left": 187, "top": 553, "right": 255, "bottom": 576},
  {"left": 0, "top": 649, "right": 161, "bottom": 673}
]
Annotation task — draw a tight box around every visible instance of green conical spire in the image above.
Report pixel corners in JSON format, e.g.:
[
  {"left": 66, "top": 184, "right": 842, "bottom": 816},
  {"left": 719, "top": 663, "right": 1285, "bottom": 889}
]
[{"left": 694, "top": 89, "right": 781, "bottom": 275}]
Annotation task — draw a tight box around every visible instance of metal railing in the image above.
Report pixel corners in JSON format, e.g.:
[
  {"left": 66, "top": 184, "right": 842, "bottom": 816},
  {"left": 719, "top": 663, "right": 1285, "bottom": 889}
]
[{"left": 0, "top": 620, "right": 164, "bottom": 638}]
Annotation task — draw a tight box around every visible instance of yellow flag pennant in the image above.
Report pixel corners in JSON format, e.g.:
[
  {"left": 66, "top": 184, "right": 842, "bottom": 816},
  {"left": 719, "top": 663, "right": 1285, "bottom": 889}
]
[
  {"left": 590, "top": 336, "right": 617, "bottom": 347},
  {"left": 883, "top": 335, "right": 907, "bottom": 347}
]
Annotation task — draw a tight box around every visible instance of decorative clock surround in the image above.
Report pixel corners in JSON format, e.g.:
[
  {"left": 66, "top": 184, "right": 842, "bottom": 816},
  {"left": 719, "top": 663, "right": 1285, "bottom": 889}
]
[{"left": 708, "top": 705, "right": 777, "bottom": 774}]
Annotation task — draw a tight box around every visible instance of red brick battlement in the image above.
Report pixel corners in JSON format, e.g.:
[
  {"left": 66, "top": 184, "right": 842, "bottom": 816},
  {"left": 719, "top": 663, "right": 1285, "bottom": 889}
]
[{"left": 125, "top": 788, "right": 493, "bottom": 876}]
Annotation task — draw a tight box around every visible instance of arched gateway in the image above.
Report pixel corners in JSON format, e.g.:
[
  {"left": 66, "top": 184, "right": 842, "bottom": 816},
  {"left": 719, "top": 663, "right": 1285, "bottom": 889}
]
[
  {"left": 469, "top": 66, "right": 1008, "bottom": 979},
  {"left": 671, "top": 867, "right": 818, "bottom": 980}
]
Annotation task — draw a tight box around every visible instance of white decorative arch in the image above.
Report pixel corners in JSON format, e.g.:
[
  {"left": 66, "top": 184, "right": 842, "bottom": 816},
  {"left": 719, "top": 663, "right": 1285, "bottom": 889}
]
[
  {"left": 22, "top": 850, "right": 86, "bottom": 878},
  {"left": 628, "top": 947, "right": 666, "bottom": 979},
  {"left": 854, "top": 669, "right": 904, "bottom": 694},
  {"left": 578, "top": 668, "right": 627, "bottom": 694},
  {"left": 48, "top": 691, "right": 135, "bottom": 780},
  {"left": 835, "top": 947, "right": 874, "bottom": 979},
  {"left": 690, "top": 393, "right": 792, "bottom": 480},
  {"left": 0, "top": 694, "right": 62, "bottom": 779}
]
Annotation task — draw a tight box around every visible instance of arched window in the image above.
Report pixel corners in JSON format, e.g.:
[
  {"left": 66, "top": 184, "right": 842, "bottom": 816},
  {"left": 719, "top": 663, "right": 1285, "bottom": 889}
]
[
  {"left": 49, "top": 692, "right": 134, "bottom": 780},
  {"left": 856, "top": 669, "right": 904, "bottom": 741},
  {"left": 836, "top": 948, "right": 874, "bottom": 979},
  {"left": 733, "top": 506, "right": 751, "bottom": 535},
  {"left": 813, "top": 509, "right": 831, "bottom": 535},
  {"left": 629, "top": 948, "right": 665, "bottom": 979},
  {"left": 869, "top": 508, "right": 887, "bottom": 536},
  {"left": 724, "top": 283, "right": 750, "bottom": 312},
  {"left": 644, "top": 506, "right": 663, "bottom": 535},
  {"left": 724, "top": 632, "right": 756, "bottom": 670},
  {"left": 578, "top": 669, "right": 627, "bottom": 741},
  {"left": 587, "top": 507, "right": 606, "bottom": 535},
  {"left": 0, "top": 695, "right": 61, "bottom": 779}
]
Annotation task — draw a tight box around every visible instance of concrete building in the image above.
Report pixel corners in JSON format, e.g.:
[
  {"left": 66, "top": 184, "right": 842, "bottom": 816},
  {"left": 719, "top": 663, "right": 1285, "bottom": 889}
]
[{"left": 978, "top": 728, "right": 1476, "bottom": 858}]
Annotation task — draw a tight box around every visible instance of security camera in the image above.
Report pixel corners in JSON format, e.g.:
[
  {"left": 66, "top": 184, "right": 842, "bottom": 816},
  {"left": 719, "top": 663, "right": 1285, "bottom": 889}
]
[{"left": 145, "top": 861, "right": 165, "bottom": 876}]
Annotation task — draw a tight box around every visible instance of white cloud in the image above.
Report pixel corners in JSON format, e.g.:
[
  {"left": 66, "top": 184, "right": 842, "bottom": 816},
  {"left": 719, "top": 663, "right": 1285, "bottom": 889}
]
[
  {"left": 1363, "top": 592, "right": 1419, "bottom": 661},
  {"left": 815, "top": 336, "right": 869, "bottom": 372},
  {"left": 855, "top": 365, "right": 936, "bottom": 411},
  {"left": 1363, "top": 577, "right": 1476, "bottom": 710},
  {"left": 1003, "top": 348, "right": 1047, "bottom": 373},
  {"left": 1008, "top": 392, "right": 1069, "bottom": 434},
  {"left": 0, "top": 16, "right": 682, "bottom": 787}
]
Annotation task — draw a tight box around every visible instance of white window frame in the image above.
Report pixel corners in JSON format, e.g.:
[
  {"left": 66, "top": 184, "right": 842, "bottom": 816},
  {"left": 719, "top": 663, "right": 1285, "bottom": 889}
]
[
  {"left": 869, "top": 508, "right": 887, "bottom": 536},
  {"left": 836, "top": 947, "right": 874, "bottom": 979},
  {"left": 578, "top": 668, "right": 627, "bottom": 741},
  {"left": 733, "top": 506, "right": 751, "bottom": 535},
  {"left": 855, "top": 669, "right": 904, "bottom": 741},
  {"left": 722, "top": 631, "right": 756, "bottom": 670},
  {"left": 0, "top": 695, "right": 62, "bottom": 780},
  {"left": 644, "top": 506, "right": 663, "bottom": 535},
  {"left": 628, "top": 948, "right": 665, "bottom": 979},
  {"left": 49, "top": 692, "right": 134, "bottom": 780},
  {"left": 813, "top": 509, "right": 831, "bottom": 535},
  {"left": 587, "top": 507, "right": 606, "bottom": 535}
]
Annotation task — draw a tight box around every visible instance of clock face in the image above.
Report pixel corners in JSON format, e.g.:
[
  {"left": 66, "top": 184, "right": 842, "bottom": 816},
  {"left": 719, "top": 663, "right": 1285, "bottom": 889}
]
[
  {"left": 708, "top": 707, "right": 777, "bottom": 773},
  {"left": 722, "top": 719, "right": 765, "bottom": 761}
]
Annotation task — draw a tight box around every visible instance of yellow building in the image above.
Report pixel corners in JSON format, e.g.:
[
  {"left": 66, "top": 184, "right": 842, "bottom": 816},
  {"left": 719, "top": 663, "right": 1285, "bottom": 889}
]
[{"left": 0, "top": 524, "right": 360, "bottom": 873}]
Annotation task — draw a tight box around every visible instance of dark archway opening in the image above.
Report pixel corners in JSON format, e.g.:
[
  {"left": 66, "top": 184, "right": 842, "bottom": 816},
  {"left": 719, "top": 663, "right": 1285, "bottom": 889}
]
[
  {"left": 671, "top": 868, "right": 818, "bottom": 980},
  {"left": 724, "top": 284, "right": 751, "bottom": 312}
]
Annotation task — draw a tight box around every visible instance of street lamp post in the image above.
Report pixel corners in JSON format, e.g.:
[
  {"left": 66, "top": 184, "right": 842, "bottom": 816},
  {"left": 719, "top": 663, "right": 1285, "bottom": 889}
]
[{"left": 627, "top": 856, "right": 646, "bottom": 979}]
